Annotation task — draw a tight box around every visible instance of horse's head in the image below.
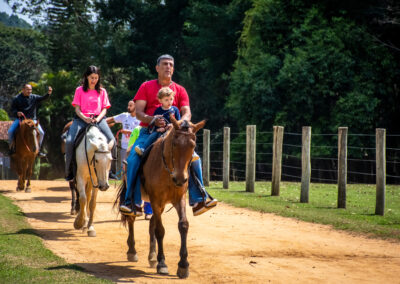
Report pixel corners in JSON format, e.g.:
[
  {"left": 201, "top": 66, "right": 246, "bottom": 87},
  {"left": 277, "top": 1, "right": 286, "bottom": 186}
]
[
  {"left": 20, "top": 119, "right": 40, "bottom": 154},
  {"left": 167, "top": 115, "right": 206, "bottom": 187},
  {"left": 87, "top": 127, "right": 113, "bottom": 191}
]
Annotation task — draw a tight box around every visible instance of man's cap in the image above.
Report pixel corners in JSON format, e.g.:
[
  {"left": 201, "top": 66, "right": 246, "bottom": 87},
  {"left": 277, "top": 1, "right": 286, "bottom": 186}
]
[{"left": 157, "top": 54, "right": 174, "bottom": 65}]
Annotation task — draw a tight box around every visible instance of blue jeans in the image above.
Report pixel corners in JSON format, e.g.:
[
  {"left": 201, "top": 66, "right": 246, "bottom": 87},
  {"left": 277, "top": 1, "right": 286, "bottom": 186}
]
[
  {"left": 139, "top": 131, "right": 162, "bottom": 151},
  {"left": 65, "top": 117, "right": 115, "bottom": 177},
  {"left": 125, "top": 127, "right": 208, "bottom": 206},
  {"left": 8, "top": 119, "right": 44, "bottom": 146}
]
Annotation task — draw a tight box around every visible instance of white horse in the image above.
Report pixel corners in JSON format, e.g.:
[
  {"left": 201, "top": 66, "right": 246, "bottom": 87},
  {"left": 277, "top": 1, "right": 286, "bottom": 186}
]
[{"left": 73, "top": 125, "right": 113, "bottom": 237}]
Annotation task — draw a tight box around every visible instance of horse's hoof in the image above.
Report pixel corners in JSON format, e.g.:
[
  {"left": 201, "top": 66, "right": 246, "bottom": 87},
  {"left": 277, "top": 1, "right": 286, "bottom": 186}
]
[
  {"left": 70, "top": 209, "right": 77, "bottom": 215},
  {"left": 87, "top": 229, "right": 96, "bottom": 237},
  {"left": 16, "top": 187, "right": 23, "bottom": 192},
  {"left": 127, "top": 253, "right": 138, "bottom": 262},
  {"left": 25, "top": 188, "right": 31, "bottom": 193},
  {"left": 73, "top": 219, "right": 84, "bottom": 230},
  {"left": 148, "top": 252, "right": 157, "bottom": 267},
  {"left": 157, "top": 265, "right": 169, "bottom": 275},
  {"left": 177, "top": 267, "right": 189, "bottom": 279}
]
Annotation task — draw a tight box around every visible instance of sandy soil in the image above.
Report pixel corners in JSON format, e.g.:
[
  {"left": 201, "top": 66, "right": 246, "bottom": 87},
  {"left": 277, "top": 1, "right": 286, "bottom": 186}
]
[{"left": 1, "top": 180, "right": 400, "bottom": 284}]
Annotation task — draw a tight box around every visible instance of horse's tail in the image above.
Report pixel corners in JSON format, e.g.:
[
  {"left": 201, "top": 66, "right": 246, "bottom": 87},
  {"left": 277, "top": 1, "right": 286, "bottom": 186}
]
[{"left": 113, "top": 177, "right": 134, "bottom": 226}]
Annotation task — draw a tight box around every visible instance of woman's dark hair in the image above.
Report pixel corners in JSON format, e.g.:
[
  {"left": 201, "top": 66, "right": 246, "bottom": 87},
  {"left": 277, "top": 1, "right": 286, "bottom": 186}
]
[{"left": 82, "top": 65, "right": 101, "bottom": 93}]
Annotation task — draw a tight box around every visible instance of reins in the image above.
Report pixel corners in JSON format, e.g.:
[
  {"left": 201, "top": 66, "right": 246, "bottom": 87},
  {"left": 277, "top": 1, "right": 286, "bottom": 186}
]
[
  {"left": 160, "top": 128, "right": 195, "bottom": 181},
  {"left": 84, "top": 123, "right": 111, "bottom": 189},
  {"left": 18, "top": 115, "right": 39, "bottom": 154}
]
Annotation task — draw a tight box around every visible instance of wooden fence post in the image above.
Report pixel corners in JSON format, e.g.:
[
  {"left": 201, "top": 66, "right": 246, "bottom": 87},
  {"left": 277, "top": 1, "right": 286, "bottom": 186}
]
[
  {"left": 301, "top": 126, "right": 311, "bottom": 203},
  {"left": 272, "top": 126, "right": 284, "bottom": 196},
  {"left": 223, "top": 127, "right": 230, "bottom": 189},
  {"left": 375, "top": 128, "right": 386, "bottom": 216},
  {"left": 203, "top": 129, "right": 210, "bottom": 186},
  {"left": 338, "top": 127, "right": 348, "bottom": 209},
  {"left": 246, "top": 125, "right": 256, "bottom": 192}
]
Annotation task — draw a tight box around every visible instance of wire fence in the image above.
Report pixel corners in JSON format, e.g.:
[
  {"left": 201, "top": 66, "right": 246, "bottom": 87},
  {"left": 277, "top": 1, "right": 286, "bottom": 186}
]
[{"left": 196, "top": 128, "right": 400, "bottom": 185}]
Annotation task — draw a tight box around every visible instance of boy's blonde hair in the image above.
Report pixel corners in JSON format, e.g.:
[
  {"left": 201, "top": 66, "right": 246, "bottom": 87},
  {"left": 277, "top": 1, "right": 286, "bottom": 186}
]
[{"left": 157, "top": 87, "right": 175, "bottom": 100}]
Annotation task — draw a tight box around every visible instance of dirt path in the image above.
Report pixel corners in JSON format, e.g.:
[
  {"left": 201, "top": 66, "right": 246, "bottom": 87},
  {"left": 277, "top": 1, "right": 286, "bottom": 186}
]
[{"left": 1, "top": 180, "right": 400, "bottom": 283}]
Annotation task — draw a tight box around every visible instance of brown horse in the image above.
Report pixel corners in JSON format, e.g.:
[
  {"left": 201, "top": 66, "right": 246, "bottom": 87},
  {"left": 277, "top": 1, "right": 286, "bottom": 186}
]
[
  {"left": 11, "top": 119, "right": 40, "bottom": 192},
  {"left": 116, "top": 116, "right": 205, "bottom": 279}
]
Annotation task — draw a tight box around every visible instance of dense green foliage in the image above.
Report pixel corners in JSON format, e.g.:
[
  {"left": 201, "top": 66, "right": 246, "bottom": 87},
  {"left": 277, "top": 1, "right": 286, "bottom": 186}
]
[
  {"left": 2, "top": 0, "right": 400, "bottom": 177},
  {"left": 0, "top": 11, "right": 30, "bottom": 28},
  {"left": 0, "top": 193, "right": 112, "bottom": 283},
  {"left": 0, "top": 23, "right": 48, "bottom": 108},
  {"left": 207, "top": 181, "right": 400, "bottom": 240},
  {"left": 0, "top": 108, "right": 9, "bottom": 121}
]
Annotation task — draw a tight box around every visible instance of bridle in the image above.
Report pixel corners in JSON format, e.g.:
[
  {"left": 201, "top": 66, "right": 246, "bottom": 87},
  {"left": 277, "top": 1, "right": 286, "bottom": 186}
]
[
  {"left": 161, "top": 128, "right": 196, "bottom": 180},
  {"left": 84, "top": 124, "right": 111, "bottom": 189},
  {"left": 18, "top": 115, "right": 40, "bottom": 154}
]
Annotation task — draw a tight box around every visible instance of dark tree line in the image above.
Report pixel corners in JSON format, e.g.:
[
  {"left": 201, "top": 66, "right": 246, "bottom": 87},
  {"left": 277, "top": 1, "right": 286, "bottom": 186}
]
[{"left": 2, "top": 0, "right": 400, "bottom": 177}]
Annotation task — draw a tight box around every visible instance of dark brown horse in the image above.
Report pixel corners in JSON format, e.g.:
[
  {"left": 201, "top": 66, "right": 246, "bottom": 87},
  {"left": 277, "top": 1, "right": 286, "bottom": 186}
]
[
  {"left": 116, "top": 116, "right": 205, "bottom": 279},
  {"left": 11, "top": 119, "right": 40, "bottom": 192},
  {"left": 61, "top": 121, "right": 80, "bottom": 215}
]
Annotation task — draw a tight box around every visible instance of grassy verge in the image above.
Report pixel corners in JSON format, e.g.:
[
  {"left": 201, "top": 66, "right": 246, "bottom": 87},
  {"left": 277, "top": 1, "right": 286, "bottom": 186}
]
[
  {"left": 0, "top": 194, "right": 112, "bottom": 284},
  {"left": 207, "top": 181, "right": 400, "bottom": 240}
]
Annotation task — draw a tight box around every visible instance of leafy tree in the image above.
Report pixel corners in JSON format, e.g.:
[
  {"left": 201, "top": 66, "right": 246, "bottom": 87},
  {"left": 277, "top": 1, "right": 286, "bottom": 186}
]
[
  {"left": 0, "top": 12, "right": 31, "bottom": 28},
  {"left": 0, "top": 23, "right": 48, "bottom": 110},
  {"left": 0, "top": 109, "right": 10, "bottom": 121}
]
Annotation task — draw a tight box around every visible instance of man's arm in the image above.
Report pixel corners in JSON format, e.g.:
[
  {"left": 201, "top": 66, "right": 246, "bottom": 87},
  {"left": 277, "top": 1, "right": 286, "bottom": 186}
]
[
  {"left": 35, "top": 86, "right": 52, "bottom": 103},
  {"left": 180, "top": 106, "right": 191, "bottom": 121},
  {"left": 136, "top": 100, "right": 166, "bottom": 127}
]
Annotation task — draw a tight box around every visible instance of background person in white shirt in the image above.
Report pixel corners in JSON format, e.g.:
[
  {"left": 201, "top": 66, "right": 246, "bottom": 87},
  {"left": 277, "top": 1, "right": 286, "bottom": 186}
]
[{"left": 107, "top": 100, "right": 140, "bottom": 169}]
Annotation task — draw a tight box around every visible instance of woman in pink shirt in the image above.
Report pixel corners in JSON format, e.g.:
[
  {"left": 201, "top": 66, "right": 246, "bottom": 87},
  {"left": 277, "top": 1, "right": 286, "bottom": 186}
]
[{"left": 64, "top": 66, "right": 115, "bottom": 181}]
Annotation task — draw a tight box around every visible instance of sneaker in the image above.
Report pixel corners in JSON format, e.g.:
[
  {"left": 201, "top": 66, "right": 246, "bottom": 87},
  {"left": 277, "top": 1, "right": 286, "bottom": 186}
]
[
  {"left": 38, "top": 152, "right": 47, "bottom": 158},
  {"left": 145, "top": 214, "right": 152, "bottom": 220},
  {"left": 192, "top": 199, "right": 217, "bottom": 216},
  {"left": 134, "top": 146, "right": 144, "bottom": 156},
  {"left": 119, "top": 203, "right": 143, "bottom": 217},
  {"left": 206, "top": 198, "right": 218, "bottom": 208}
]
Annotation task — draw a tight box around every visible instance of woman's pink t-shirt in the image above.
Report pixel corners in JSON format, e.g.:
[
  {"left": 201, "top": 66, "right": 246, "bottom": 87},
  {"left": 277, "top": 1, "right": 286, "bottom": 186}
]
[{"left": 71, "top": 86, "right": 111, "bottom": 116}]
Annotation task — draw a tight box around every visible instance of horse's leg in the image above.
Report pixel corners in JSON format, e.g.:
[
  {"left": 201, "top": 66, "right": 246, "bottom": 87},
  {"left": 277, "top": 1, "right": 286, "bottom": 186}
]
[
  {"left": 154, "top": 205, "right": 168, "bottom": 275},
  {"left": 127, "top": 216, "right": 138, "bottom": 262},
  {"left": 86, "top": 187, "right": 97, "bottom": 237},
  {"left": 82, "top": 182, "right": 92, "bottom": 231},
  {"left": 74, "top": 178, "right": 87, "bottom": 230},
  {"left": 17, "top": 159, "right": 25, "bottom": 191},
  {"left": 70, "top": 181, "right": 78, "bottom": 215},
  {"left": 25, "top": 157, "right": 34, "bottom": 193},
  {"left": 148, "top": 213, "right": 157, "bottom": 268},
  {"left": 176, "top": 197, "right": 189, "bottom": 279}
]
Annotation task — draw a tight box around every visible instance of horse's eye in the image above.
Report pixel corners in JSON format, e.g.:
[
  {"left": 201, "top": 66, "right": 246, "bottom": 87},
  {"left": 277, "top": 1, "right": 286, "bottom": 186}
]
[{"left": 95, "top": 160, "right": 98, "bottom": 163}]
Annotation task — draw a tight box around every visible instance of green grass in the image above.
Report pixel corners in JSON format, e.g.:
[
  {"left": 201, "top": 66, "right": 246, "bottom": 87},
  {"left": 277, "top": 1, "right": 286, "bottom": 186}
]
[
  {"left": 207, "top": 181, "right": 400, "bottom": 240},
  {"left": 0, "top": 194, "right": 112, "bottom": 284}
]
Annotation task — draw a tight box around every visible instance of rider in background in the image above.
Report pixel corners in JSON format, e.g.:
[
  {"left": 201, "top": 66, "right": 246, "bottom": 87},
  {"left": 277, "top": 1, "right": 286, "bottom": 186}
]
[
  {"left": 64, "top": 65, "right": 115, "bottom": 181},
  {"left": 8, "top": 83, "right": 52, "bottom": 157}
]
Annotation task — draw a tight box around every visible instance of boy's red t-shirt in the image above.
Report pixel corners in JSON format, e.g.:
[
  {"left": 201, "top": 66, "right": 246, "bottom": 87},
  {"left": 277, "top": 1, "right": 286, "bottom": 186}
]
[{"left": 133, "top": 79, "right": 190, "bottom": 127}]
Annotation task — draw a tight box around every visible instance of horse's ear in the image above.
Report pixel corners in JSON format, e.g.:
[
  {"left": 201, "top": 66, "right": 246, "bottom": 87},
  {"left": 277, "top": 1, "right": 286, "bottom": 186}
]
[
  {"left": 170, "top": 114, "right": 180, "bottom": 130},
  {"left": 192, "top": 120, "right": 206, "bottom": 134}
]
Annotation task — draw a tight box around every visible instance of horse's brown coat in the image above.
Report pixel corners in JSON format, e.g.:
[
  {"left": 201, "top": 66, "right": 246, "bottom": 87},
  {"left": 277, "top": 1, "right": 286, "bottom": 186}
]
[
  {"left": 11, "top": 119, "right": 40, "bottom": 192},
  {"left": 119, "top": 117, "right": 206, "bottom": 278}
]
